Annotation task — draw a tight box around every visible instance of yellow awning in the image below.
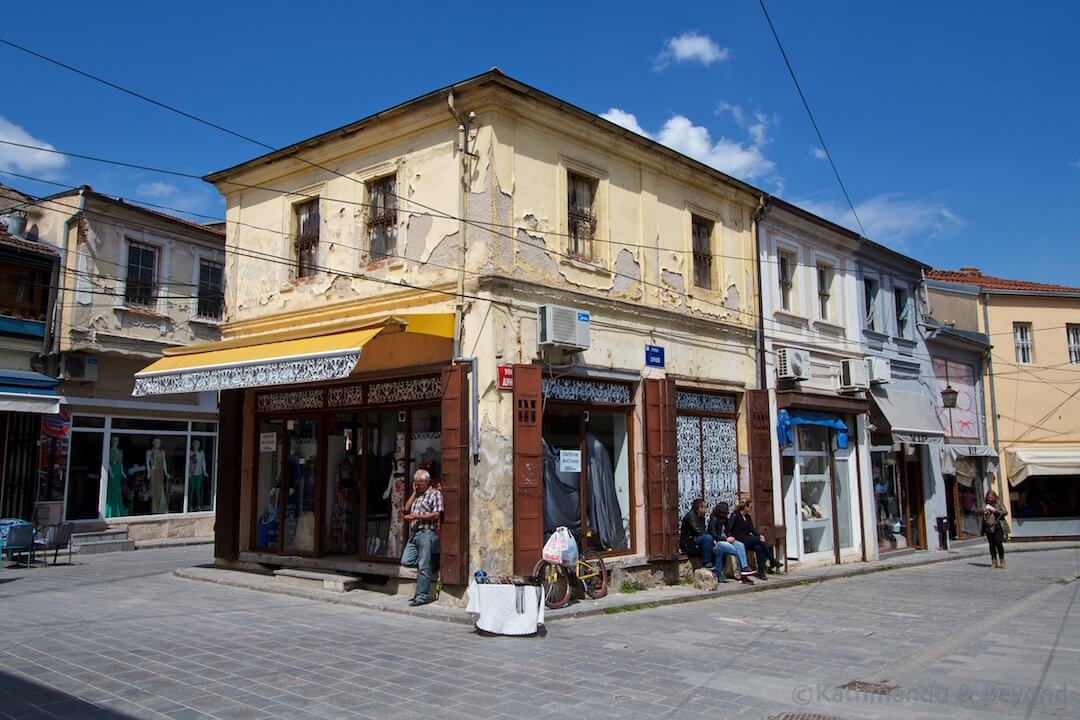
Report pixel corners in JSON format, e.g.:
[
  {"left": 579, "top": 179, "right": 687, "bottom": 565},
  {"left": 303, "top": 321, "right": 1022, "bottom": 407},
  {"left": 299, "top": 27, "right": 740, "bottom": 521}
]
[{"left": 134, "top": 326, "right": 385, "bottom": 396}]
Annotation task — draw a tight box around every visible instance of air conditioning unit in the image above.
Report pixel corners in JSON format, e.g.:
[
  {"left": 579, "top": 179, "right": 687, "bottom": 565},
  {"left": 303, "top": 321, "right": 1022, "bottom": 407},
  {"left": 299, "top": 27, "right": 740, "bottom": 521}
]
[
  {"left": 776, "top": 348, "right": 812, "bottom": 381},
  {"left": 866, "top": 356, "right": 891, "bottom": 384},
  {"left": 64, "top": 355, "right": 99, "bottom": 382},
  {"left": 839, "top": 358, "right": 869, "bottom": 392},
  {"left": 538, "top": 305, "right": 591, "bottom": 352}
]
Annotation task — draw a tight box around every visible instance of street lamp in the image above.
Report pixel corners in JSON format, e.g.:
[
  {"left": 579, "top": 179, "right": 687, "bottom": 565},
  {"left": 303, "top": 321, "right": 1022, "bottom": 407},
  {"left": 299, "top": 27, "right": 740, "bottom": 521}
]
[{"left": 941, "top": 385, "right": 958, "bottom": 408}]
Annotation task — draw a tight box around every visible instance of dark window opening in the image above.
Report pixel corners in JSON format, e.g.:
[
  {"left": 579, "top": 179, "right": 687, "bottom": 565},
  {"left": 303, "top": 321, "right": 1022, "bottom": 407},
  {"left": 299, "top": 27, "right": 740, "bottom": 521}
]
[{"left": 125, "top": 242, "right": 158, "bottom": 308}]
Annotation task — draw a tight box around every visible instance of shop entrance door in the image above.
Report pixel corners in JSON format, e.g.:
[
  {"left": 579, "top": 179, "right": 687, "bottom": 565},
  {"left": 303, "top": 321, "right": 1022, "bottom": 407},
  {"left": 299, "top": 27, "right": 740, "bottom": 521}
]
[{"left": 900, "top": 449, "right": 926, "bottom": 550}]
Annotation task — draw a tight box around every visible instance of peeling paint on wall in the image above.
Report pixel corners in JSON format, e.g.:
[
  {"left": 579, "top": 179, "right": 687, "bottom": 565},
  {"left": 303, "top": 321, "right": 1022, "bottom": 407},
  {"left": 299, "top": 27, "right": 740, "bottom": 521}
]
[
  {"left": 516, "top": 228, "right": 560, "bottom": 277},
  {"left": 725, "top": 283, "right": 741, "bottom": 313},
  {"left": 612, "top": 248, "right": 643, "bottom": 299},
  {"left": 404, "top": 213, "right": 433, "bottom": 263}
]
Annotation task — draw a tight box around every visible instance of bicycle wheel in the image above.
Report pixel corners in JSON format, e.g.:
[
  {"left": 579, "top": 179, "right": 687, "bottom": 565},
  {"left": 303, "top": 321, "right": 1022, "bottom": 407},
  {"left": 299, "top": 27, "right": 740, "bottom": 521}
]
[
  {"left": 533, "top": 559, "right": 572, "bottom": 609},
  {"left": 580, "top": 550, "right": 608, "bottom": 599}
]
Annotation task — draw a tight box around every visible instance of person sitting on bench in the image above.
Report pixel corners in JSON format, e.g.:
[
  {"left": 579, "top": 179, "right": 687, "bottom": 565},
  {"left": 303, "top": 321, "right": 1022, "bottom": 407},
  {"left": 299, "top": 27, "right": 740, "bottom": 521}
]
[
  {"left": 727, "top": 500, "right": 782, "bottom": 579},
  {"left": 680, "top": 498, "right": 747, "bottom": 583},
  {"left": 709, "top": 502, "right": 755, "bottom": 583}
]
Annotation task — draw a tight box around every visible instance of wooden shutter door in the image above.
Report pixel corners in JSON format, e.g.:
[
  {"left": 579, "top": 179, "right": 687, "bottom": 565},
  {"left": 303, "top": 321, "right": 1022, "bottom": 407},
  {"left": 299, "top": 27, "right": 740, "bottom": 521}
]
[
  {"left": 214, "top": 389, "right": 243, "bottom": 561},
  {"left": 644, "top": 378, "right": 678, "bottom": 561},
  {"left": 512, "top": 364, "right": 543, "bottom": 575},
  {"left": 746, "top": 389, "right": 781, "bottom": 545},
  {"left": 440, "top": 365, "right": 470, "bottom": 586}
]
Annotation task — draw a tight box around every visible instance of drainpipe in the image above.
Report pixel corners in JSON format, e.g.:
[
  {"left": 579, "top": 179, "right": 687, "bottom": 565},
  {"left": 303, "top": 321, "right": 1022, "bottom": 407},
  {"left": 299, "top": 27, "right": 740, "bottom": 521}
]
[
  {"left": 982, "top": 291, "right": 1003, "bottom": 497},
  {"left": 51, "top": 187, "right": 87, "bottom": 371},
  {"left": 752, "top": 195, "right": 769, "bottom": 390}
]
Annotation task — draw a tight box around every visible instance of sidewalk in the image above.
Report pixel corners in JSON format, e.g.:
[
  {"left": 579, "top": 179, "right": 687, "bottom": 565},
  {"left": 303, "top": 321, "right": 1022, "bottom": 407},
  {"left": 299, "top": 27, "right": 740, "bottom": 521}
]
[{"left": 174, "top": 540, "right": 1080, "bottom": 626}]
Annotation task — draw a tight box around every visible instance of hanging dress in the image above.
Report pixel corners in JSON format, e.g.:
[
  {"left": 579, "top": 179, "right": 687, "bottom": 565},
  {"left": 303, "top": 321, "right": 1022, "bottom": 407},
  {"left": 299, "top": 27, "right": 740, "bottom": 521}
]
[{"left": 105, "top": 446, "right": 126, "bottom": 518}]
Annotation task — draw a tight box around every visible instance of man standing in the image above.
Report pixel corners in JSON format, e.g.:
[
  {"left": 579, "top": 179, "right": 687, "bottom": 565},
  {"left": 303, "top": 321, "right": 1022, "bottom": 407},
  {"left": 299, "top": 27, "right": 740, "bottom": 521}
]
[{"left": 400, "top": 469, "right": 442, "bottom": 606}]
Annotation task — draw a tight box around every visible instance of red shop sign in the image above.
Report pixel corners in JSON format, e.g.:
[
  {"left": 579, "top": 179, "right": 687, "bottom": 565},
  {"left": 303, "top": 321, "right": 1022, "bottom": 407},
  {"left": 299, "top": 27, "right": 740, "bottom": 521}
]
[{"left": 497, "top": 365, "right": 514, "bottom": 390}]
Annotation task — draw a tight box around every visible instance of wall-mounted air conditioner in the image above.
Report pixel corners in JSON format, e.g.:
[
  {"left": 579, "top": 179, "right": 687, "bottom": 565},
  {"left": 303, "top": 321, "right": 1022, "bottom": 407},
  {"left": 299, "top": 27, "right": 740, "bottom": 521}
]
[
  {"left": 776, "top": 348, "right": 812, "bottom": 382},
  {"left": 538, "top": 304, "right": 591, "bottom": 352},
  {"left": 839, "top": 358, "right": 869, "bottom": 393},
  {"left": 866, "top": 356, "right": 891, "bottom": 384},
  {"left": 63, "top": 355, "right": 99, "bottom": 382}
]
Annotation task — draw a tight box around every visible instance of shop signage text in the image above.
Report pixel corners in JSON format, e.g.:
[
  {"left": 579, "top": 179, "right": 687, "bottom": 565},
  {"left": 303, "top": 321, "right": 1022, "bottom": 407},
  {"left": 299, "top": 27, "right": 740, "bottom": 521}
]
[
  {"left": 497, "top": 365, "right": 514, "bottom": 390},
  {"left": 645, "top": 344, "right": 665, "bottom": 368}
]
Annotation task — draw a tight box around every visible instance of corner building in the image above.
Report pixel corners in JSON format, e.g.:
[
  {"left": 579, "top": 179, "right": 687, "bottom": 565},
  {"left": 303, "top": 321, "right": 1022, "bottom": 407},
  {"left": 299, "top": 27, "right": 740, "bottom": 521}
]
[{"left": 135, "top": 71, "right": 767, "bottom": 595}]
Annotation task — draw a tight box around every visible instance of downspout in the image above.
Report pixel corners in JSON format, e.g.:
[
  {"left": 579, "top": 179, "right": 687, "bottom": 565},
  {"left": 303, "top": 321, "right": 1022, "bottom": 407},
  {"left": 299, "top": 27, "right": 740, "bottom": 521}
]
[
  {"left": 752, "top": 195, "right": 769, "bottom": 390},
  {"left": 51, "top": 187, "right": 87, "bottom": 370},
  {"left": 982, "top": 291, "right": 1004, "bottom": 497},
  {"left": 454, "top": 355, "right": 480, "bottom": 464}
]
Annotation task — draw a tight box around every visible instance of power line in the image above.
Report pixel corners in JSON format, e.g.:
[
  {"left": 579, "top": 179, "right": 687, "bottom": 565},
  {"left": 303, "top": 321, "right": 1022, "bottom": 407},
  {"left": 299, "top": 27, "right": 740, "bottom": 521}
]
[{"left": 757, "top": 0, "right": 867, "bottom": 238}]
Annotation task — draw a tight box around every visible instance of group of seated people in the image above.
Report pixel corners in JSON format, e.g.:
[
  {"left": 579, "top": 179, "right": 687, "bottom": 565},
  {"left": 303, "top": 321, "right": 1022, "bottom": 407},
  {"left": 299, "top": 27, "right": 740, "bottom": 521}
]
[{"left": 680, "top": 498, "right": 782, "bottom": 584}]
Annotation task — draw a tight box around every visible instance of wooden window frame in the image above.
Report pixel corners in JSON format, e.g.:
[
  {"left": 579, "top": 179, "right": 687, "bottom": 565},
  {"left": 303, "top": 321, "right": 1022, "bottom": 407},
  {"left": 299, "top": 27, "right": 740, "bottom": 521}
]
[
  {"left": 366, "top": 175, "right": 398, "bottom": 261},
  {"left": 196, "top": 259, "right": 224, "bottom": 321},
  {"left": 293, "top": 198, "right": 320, "bottom": 278},
  {"left": 124, "top": 240, "right": 159, "bottom": 308},
  {"left": 567, "top": 171, "right": 599, "bottom": 262},
  {"left": 691, "top": 214, "right": 714, "bottom": 290},
  {"left": 0, "top": 263, "right": 49, "bottom": 320}
]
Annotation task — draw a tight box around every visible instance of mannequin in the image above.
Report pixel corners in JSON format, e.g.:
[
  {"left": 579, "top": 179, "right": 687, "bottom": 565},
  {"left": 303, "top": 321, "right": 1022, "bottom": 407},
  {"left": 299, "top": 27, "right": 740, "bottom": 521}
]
[
  {"left": 105, "top": 436, "right": 126, "bottom": 518},
  {"left": 146, "top": 438, "right": 168, "bottom": 514},
  {"left": 189, "top": 439, "right": 207, "bottom": 511}
]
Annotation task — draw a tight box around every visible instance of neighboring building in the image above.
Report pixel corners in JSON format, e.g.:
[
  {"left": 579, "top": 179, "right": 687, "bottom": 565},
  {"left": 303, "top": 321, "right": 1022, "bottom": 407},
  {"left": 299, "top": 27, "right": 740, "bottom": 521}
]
[
  {"left": 929, "top": 268, "right": 1080, "bottom": 540},
  {"left": 923, "top": 279, "right": 994, "bottom": 541},
  {"left": 857, "top": 242, "right": 949, "bottom": 554},
  {"left": 0, "top": 212, "right": 61, "bottom": 520},
  {"left": 756, "top": 199, "right": 874, "bottom": 568},
  {"left": 19, "top": 187, "right": 225, "bottom": 540},
  {"left": 133, "top": 70, "right": 766, "bottom": 593}
]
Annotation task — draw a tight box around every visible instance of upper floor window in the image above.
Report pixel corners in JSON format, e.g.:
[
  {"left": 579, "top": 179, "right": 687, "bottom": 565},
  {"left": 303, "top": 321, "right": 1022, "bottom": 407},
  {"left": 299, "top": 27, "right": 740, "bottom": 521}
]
[
  {"left": 863, "top": 277, "right": 879, "bottom": 332},
  {"left": 567, "top": 172, "right": 598, "bottom": 261},
  {"left": 367, "top": 176, "right": 397, "bottom": 260},
  {"left": 894, "top": 286, "right": 911, "bottom": 338},
  {"left": 197, "top": 260, "right": 225, "bottom": 321},
  {"left": 0, "top": 264, "right": 48, "bottom": 320},
  {"left": 293, "top": 199, "right": 320, "bottom": 278},
  {"left": 1014, "top": 322, "right": 1033, "bottom": 364},
  {"left": 816, "top": 262, "right": 833, "bottom": 321},
  {"left": 125, "top": 241, "right": 158, "bottom": 308},
  {"left": 777, "top": 249, "right": 796, "bottom": 311},
  {"left": 1068, "top": 325, "right": 1080, "bottom": 365},
  {"left": 691, "top": 215, "right": 713, "bottom": 290}
]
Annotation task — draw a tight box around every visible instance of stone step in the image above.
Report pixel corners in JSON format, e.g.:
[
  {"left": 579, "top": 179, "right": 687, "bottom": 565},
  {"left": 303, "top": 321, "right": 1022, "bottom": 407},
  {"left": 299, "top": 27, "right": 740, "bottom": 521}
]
[
  {"left": 72, "top": 539, "right": 136, "bottom": 554},
  {"left": 274, "top": 568, "right": 361, "bottom": 593},
  {"left": 72, "top": 529, "right": 129, "bottom": 547}
]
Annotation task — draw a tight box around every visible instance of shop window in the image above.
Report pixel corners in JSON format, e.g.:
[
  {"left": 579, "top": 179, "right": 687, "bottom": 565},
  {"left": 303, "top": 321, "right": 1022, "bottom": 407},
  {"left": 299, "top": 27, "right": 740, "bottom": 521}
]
[
  {"left": 73, "top": 415, "right": 106, "bottom": 429},
  {"left": 283, "top": 419, "right": 318, "bottom": 553},
  {"left": 111, "top": 418, "right": 187, "bottom": 432},
  {"left": 364, "top": 410, "right": 407, "bottom": 559},
  {"left": 325, "top": 413, "right": 361, "bottom": 555},
  {"left": 691, "top": 215, "right": 713, "bottom": 290},
  {"left": 1013, "top": 322, "right": 1033, "bottom": 364},
  {"left": 873, "top": 448, "right": 923, "bottom": 553},
  {"left": 541, "top": 407, "right": 631, "bottom": 553},
  {"left": 108, "top": 433, "right": 187, "bottom": 516},
  {"left": 124, "top": 241, "right": 158, "bottom": 308},
  {"left": 567, "top": 172, "right": 598, "bottom": 260},
  {"left": 188, "top": 436, "right": 215, "bottom": 512},
  {"left": 1011, "top": 475, "right": 1080, "bottom": 519},
  {"left": 255, "top": 420, "right": 284, "bottom": 550},
  {"left": 197, "top": 260, "right": 225, "bottom": 320},
  {"left": 367, "top": 176, "right": 397, "bottom": 260},
  {"left": 778, "top": 249, "right": 796, "bottom": 311},
  {"left": 293, "top": 198, "right": 320, "bottom": 278},
  {"left": 1068, "top": 325, "right": 1080, "bottom": 365},
  {"left": 65, "top": 432, "right": 103, "bottom": 521},
  {"left": 816, "top": 262, "right": 833, "bottom": 321}
]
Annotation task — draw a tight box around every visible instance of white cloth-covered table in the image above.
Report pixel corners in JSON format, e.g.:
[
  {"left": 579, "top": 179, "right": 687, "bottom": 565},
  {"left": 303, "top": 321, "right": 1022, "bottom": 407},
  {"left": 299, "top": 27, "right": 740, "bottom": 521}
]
[{"left": 466, "top": 581, "right": 545, "bottom": 635}]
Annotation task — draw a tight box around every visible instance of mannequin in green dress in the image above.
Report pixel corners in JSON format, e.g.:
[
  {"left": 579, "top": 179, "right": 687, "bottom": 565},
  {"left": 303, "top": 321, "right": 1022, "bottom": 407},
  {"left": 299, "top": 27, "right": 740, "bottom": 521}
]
[{"left": 105, "top": 436, "right": 126, "bottom": 518}]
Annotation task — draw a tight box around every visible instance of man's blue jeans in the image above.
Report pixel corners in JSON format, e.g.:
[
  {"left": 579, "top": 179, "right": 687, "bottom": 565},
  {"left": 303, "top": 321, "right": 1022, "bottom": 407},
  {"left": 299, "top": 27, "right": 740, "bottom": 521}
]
[
  {"left": 715, "top": 539, "right": 749, "bottom": 572},
  {"left": 401, "top": 528, "right": 440, "bottom": 602}
]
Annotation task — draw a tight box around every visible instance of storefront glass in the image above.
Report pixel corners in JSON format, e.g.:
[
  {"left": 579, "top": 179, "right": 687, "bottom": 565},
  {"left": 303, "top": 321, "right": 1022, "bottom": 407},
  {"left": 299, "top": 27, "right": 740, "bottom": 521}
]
[
  {"left": 365, "top": 410, "right": 405, "bottom": 559},
  {"left": 62, "top": 416, "right": 219, "bottom": 522},
  {"left": 255, "top": 419, "right": 283, "bottom": 550},
  {"left": 781, "top": 419, "right": 856, "bottom": 561},
  {"left": 1011, "top": 475, "right": 1080, "bottom": 519},
  {"left": 874, "top": 447, "right": 925, "bottom": 553},
  {"left": 283, "top": 419, "right": 318, "bottom": 553},
  {"left": 325, "top": 414, "right": 360, "bottom": 555}
]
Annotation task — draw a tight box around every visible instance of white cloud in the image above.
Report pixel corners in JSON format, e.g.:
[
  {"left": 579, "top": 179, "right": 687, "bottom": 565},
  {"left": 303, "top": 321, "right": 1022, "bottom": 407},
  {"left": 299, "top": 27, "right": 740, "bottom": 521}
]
[
  {"left": 0, "top": 116, "right": 67, "bottom": 177},
  {"left": 810, "top": 147, "right": 828, "bottom": 161},
  {"left": 654, "top": 32, "right": 730, "bottom": 70},
  {"left": 136, "top": 181, "right": 179, "bottom": 198},
  {"left": 797, "top": 193, "right": 962, "bottom": 248},
  {"left": 602, "top": 105, "right": 777, "bottom": 182}
]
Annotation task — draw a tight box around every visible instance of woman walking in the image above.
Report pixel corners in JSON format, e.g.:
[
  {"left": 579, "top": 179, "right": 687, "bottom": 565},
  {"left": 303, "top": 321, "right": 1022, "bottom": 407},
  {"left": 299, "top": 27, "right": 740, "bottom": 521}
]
[{"left": 982, "top": 490, "right": 1008, "bottom": 569}]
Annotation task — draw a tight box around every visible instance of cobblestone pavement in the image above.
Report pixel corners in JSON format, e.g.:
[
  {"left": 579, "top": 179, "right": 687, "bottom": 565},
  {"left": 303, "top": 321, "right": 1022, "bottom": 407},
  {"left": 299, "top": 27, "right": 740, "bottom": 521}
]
[{"left": 1, "top": 545, "right": 1078, "bottom": 720}]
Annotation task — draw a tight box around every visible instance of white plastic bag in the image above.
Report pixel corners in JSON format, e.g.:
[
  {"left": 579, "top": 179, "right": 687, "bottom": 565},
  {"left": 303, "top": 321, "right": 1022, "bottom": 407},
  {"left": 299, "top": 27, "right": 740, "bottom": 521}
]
[{"left": 541, "top": 527, "right": 578, "bottom": 565}]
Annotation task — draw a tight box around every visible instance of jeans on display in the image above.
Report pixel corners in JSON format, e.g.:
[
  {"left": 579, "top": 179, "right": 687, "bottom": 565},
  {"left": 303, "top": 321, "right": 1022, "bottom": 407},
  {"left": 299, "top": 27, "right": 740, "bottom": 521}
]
[
  {"left": 401, "top": 528, "right": 440, "bottom": 602},
  {"left": 716, "top": 539, "right": 749, "bottom": 570},
  {"left": 742, "top": 534, "right": 778, "bottom": 572},
  {"left": 986, "top": 526, "right": 1005, "bottom": 562}
]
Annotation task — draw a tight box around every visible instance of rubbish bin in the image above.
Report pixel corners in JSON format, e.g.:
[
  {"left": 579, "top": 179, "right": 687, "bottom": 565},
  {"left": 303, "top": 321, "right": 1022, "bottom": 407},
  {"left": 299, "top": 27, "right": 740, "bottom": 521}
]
[{"left": 935, "top": 516, "right": 949, "bottom": 550}]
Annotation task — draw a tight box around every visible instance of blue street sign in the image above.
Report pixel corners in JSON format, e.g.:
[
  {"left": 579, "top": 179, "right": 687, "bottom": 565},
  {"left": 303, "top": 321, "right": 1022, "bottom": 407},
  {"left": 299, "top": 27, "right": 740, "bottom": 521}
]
[{"left": 645, "top": 344, "right": 665, "bottom": 368}]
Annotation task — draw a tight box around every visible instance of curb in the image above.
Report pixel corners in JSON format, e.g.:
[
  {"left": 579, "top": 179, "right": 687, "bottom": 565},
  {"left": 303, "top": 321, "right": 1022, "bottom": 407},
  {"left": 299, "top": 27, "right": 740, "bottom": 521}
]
[{"left": 173, "top": 543, "right": 1080, "bottom": 626}]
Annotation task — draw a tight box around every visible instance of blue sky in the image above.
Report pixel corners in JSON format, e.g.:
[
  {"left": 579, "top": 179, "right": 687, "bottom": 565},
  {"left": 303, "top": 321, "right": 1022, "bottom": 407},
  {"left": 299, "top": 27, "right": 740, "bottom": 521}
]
[{"left": 1, "top": 1, "right": 1077, "bottom": 283}]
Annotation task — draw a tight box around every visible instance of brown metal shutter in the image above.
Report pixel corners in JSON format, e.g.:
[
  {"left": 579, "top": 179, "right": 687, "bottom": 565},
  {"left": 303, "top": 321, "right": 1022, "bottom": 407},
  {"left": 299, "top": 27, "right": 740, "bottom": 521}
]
[
  {"left": 512, "top": 363, "right": 543, "bottom": 575},
  {"left": 746, "top": 389, "right": 781, "bottom": 544},
  {"left": 644, "top": 378, "right": 679, "bottom": 560},
  {"left": 440, "top": 364, "right": 470, "bottom": 586},
  {"left": 214, "top": 389, "right": 243, "bottom": 561}
]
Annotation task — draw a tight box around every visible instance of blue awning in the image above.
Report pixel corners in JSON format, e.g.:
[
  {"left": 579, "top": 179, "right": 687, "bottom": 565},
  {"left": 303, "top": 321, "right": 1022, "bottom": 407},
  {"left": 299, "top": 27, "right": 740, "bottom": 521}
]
[
  {"left": 0, "top": 370, "right": 60, "bottom": 414},
  {"left": 777, "top": 409, "right": 849, "bottom": 449}
]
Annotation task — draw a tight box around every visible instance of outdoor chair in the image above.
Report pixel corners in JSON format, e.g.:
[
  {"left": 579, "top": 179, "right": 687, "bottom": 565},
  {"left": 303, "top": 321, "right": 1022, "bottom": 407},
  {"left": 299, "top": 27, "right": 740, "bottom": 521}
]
[
  {"left": 34, "top": 522, "right": 74, "bottom": 566},
  {"left": 3, "top": 523, "right": 35, "bottom": 568}
]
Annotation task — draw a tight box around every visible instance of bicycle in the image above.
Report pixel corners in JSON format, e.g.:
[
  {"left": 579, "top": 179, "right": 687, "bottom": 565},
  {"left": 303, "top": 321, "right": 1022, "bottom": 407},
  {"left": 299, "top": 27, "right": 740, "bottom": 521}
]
[{"left": 532, "top": 532, "right": 609, "bottom": 609}]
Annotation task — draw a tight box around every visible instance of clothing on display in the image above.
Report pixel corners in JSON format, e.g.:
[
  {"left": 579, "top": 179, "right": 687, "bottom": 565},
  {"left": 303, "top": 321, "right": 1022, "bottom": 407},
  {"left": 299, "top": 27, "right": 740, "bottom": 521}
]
[
  {"left": 146, "top": 441, "right": 168, "bottom": 514},
  {"left": 189, "top": 442, "right": 207, "bottom": 511},
  {"left": 105, "top": 442, "right": 126, "bottom": 518},
  {"left": 330, "top": 455, "right": 358, "bottom": 553},
  {"left": 584, "top": 432, "right": 627, "bottom": 551}
]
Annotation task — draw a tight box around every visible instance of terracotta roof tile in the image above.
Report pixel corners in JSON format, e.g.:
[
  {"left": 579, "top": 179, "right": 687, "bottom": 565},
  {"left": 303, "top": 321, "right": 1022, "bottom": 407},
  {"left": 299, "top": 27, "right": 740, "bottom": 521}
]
[
  {"left": 928, "top": 269, "right": 1080, "bottom": 294},
  {"left": 0, "top": 227, "right": 59, "bottom": 257}
]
